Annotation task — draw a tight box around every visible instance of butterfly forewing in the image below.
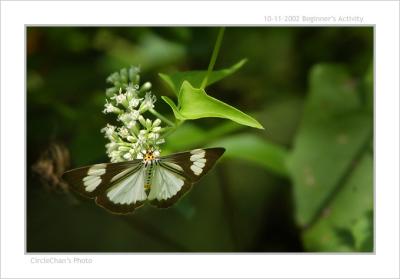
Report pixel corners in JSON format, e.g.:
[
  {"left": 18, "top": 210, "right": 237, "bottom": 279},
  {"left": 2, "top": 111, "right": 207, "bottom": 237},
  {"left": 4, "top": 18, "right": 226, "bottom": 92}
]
[
  {"left": 160, "top": 147, "right": 225, "bottom": 182},
  {"left": 62, "top": 160, "right": 142, "bottom": 198}
]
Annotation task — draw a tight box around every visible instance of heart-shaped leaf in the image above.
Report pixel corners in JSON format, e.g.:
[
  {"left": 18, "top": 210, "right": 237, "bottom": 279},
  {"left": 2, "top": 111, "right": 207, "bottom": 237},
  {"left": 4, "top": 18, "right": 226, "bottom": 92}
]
[{"left": 163, "top": 81, "right": 263, "bottom": 129}]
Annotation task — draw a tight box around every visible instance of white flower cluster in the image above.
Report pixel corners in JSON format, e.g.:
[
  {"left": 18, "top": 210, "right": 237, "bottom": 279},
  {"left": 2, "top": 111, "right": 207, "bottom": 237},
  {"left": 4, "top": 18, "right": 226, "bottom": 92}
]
[{"left": 101, "top": 82, "right": 165, "bottom": 162}]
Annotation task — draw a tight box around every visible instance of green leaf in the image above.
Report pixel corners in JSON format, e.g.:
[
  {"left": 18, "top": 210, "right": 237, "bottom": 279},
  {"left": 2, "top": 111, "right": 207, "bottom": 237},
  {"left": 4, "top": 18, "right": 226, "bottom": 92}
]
[
  {"left": 162, "top": 123, "right": 206, "bottom": 152},
  {"left": 171, "top": 81, "right": 263, "bottom": 129},
  {"left": 159, "top": 59, "right": 247, "bottom": 96},
  {"left": 212, "top": 134, "right": 288, "bottom": 177},
  {"left": 351, "top": 210, "right": 373, "bottom": 252},
  {"left": 286, "top": 64, "right": 373, "bottom": 227},
  {"left": 302, "top": 153, "right": 373, "bottom": 252},
  {"left": 363, "top": 63, "right": 373, "bottom": 111},
  {"left": 160, "top": 96, "right": 185, "bottom": 119},
  {"left": 163, "top": 122, "right": 243, "bottom": 152}
]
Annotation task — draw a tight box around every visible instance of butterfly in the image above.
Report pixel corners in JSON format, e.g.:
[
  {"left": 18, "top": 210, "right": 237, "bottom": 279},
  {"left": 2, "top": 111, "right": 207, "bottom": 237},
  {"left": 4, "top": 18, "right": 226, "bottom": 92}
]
[{"left": 62, "top": 147, "right": 225, "bottom": 214}]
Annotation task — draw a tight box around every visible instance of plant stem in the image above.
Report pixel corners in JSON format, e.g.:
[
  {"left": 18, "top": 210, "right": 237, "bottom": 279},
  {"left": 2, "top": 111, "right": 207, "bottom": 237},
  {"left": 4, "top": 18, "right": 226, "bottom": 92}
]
[
  {"left": 200, "top": 27, "right": 225, "bottom": 90},
  {"left": 149, "top": 108, "right": 175, "bottom": 127}
]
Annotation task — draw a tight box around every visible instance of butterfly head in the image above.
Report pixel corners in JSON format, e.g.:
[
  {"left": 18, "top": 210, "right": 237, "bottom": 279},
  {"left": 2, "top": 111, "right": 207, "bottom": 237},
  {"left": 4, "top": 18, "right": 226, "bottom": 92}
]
[{"left": 143, "top": 149, "right": 159, "bottom": 163}]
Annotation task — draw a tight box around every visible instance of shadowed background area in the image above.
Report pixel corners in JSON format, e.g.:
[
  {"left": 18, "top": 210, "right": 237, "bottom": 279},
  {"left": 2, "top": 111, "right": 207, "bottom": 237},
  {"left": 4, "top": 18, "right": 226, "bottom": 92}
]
[{"left": 27, "top": 27, "right": 373, "bottom": 252}]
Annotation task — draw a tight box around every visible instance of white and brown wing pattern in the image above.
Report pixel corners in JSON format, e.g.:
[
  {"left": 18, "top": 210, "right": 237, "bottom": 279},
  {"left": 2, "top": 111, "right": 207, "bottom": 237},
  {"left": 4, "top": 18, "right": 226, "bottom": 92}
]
[
  {"left": 62, "top": 160, "right": 147, "bottom": 213},
  {"left": 63, "top": 147, "right": 225, "bottom": 213},
  {"left": 148, "top": 147, "right": 225, "bottom": 208}
]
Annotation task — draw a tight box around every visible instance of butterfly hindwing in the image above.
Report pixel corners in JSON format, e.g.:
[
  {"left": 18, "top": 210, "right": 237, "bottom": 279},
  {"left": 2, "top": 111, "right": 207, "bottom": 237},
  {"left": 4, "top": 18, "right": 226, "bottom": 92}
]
[
  {"left": 95, "top": 165, "right": 147, "bottom": 214},
  {"left": 148, "top": 147, "right": 225, "bottom": 208},
  {"left": 147, "top": 163, "right": 191, "bottom": 208}
]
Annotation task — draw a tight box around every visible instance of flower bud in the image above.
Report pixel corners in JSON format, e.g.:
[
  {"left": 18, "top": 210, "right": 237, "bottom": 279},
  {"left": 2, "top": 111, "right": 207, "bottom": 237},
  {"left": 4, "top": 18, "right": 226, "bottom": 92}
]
[
  {"left": 127, "top": 136, "right": 136, "bottom": 142},
  {"left": 118, "top": 146, "right": 130, "bottom": 152},
  {"left": 140, "top": 82, "right": 152, "bottom": 93},
  {"left": 138, "top": 115, "right": 146, "bottom": 127},
  {"left": 153, "top": 118, "right": 161, "bottom": 127}
]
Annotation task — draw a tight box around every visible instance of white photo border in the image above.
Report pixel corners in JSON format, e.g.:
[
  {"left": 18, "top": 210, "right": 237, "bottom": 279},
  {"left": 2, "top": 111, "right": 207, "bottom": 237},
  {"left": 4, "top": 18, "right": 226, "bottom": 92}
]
[{"left": 1, "top": 1, "right": 399, "bottom": 278}]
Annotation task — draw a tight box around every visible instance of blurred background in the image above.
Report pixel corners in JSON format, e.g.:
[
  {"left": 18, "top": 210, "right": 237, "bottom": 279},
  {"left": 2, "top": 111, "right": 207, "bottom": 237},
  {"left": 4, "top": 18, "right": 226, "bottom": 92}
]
[{"left": 27, "top": 27, "right": 373, "bottom": 252}]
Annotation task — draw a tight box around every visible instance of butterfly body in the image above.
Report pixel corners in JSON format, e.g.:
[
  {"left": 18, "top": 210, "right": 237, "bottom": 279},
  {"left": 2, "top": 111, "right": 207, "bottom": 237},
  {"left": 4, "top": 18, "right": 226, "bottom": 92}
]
[
  {"left": 62, "top": 148, "right": 225, "bottom": 214},
  {"left": 143, "top": 152, "right": 158, "bottom": 191}
]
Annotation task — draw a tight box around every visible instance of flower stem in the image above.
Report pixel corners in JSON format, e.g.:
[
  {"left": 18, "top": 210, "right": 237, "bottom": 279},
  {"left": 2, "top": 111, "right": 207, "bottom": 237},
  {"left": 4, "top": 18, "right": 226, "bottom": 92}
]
[
  {"left": 159, "top": 120, "right": 183, "bottom": 140},
  {"left": 200, "top": 27, "right": 225, "bottom": 90},
  {"left": 149, "top": 108, "right": 175, "bottom": 127}
]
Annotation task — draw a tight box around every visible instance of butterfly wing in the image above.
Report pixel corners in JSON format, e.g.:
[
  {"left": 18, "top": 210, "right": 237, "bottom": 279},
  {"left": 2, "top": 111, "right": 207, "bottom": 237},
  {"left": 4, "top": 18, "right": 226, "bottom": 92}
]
[
  {"left": 62, "top": 160, "right": 147, "bottom": 214},
  {"left": 148, "top": 147, "right": 225, "bottom": 208},
  {"left": 62, "top": 147, "right": 225, "bottom": 212},
  {"left": 147, "top": 162, "right": 190, "bottom": 208}
]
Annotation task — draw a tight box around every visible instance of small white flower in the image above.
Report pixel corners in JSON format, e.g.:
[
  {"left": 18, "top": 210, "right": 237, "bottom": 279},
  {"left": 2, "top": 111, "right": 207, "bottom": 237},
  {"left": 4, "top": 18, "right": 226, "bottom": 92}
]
[
  {"left": 118, "top": 127, "right": 129, "bottom": 138},
  {"left": 129, "top": 98, "right": 141, "bottom": 108},
  {"left": 103, "top": 101, "right": 121, "bottom": 114},
  {"left": 123, "top": 152, "right": 133, "bottom": 160},
  {"left": 118, "top": 110, "right": 140, "bottom": 125},
  {"left": 126, "top": 84, "right": 137, "bottom": 95},
  {"left": 140, "top": 92, "right": 156, "bottom": 112},
  {"left": 136, "top": 153, "right": 144, "bottom": 159},
  {"left": 126, "top": 121, "right": 137, "bottom": 129},
  {"left": 118, "top": 113, "right": 129, "bottom": 123},
  {"left": 148, "top": 132, "right": 159, "bottom": 140},
  {"left": 130, "top": 110, "right": 140, "bottom": 120},
  {"left": 138, "top": 129, "right": 147, "bottom": 137},
  {"left": 153, "top": 150, "right": 160, "bottom": 157},
  {"left": 136, "top": 131, "right": 146, "bottom": 146},
  {"left": 105, "top": 142, "right": 118, "bottom": 155},
  {"left": 110, "top": 150, "right": 123, "bottom": 162},
  {"left": 101, "top": 124, "right": 116, "bottom": 138},
  {"left": 115, "top": 93, "right": 127, "bottom": 104}
]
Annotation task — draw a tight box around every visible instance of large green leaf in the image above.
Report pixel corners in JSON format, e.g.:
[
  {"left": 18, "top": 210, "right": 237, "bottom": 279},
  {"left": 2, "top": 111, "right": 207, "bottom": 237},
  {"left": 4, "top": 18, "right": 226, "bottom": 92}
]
[
  {"left": 162, "top": 122, "right": 243, "bottom": 152},
  {"left": 286, "top": 64, "right": 373, "bottom": 227},
  {"left": 212, "top": 134, "right": 288, "bottom": 177},
  {"left": 159, "top": 59, "right": 247, "bottom": 96},
  {"left": 363, "top": 63, "right": 373, "bottom": 111},
  {"left": 302, "top": 153, "right": 373, "bottom": 252},
  {"left": 163, "top": 81, "right": 264, "bottom": 129}
]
